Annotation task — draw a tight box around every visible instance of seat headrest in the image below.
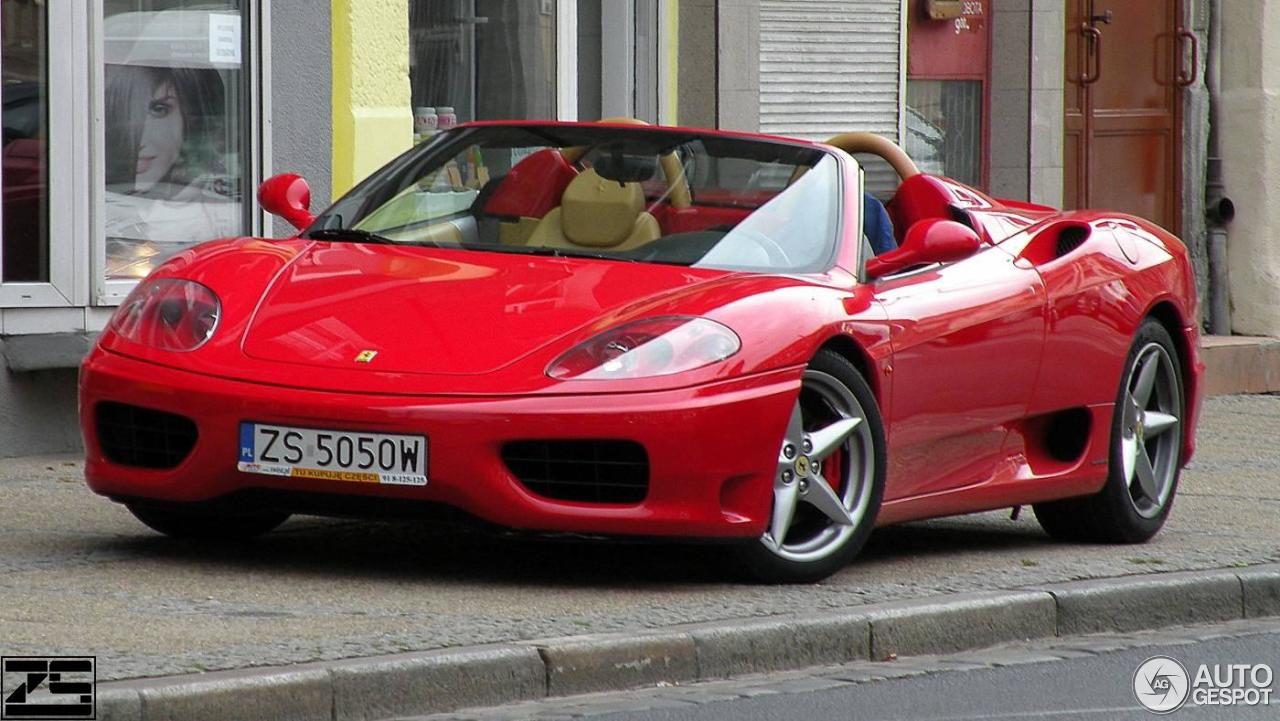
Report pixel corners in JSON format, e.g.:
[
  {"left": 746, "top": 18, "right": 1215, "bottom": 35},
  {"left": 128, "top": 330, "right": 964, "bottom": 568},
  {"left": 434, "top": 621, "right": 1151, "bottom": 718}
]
[{"left": 560, "top": 168, "right": 646, "bottom": 247}]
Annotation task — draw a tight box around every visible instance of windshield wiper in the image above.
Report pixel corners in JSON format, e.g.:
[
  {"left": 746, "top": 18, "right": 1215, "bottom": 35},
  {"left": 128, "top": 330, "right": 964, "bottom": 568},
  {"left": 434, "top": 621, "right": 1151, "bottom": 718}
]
[{"left": 306, "top": 228, "right": 397, "bottom": 245}]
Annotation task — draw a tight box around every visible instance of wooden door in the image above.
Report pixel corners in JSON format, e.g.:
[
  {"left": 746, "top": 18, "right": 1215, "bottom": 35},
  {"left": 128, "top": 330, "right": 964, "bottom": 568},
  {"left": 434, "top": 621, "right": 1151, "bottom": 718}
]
[{"left": 1065, "top": 0, "right": 1187, "bottom": 234}]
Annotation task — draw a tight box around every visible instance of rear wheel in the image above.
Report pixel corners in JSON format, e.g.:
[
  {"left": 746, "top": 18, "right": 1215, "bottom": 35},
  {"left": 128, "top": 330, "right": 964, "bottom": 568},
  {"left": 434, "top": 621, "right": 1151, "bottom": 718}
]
[
  {"left": 1034, "top": 318, "right": 1184, "bottom": 543},
  {"left": 735, "top": 350, "right": 886, "bottom": 583},
  {"left": 127, "top": 503, "right": 290, "bottom": 540}
]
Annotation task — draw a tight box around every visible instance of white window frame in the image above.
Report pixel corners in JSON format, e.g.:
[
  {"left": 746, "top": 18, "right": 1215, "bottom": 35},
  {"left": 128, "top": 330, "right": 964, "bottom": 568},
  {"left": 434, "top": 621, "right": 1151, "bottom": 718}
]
[
  {"left": 595, "top": 0, "right": 666, "bottom": 123},
  {"left": 556, "top": 0, "right": 579, "bottom": 120},
  {"left": 600, "top": 0, "right": 636, "bottom": 119},
  {"left": 90, "top": 0, "right": 266, "bottom": 306},
  {"left": 0, "top": 0, "right": 85, "bottom": 309}
]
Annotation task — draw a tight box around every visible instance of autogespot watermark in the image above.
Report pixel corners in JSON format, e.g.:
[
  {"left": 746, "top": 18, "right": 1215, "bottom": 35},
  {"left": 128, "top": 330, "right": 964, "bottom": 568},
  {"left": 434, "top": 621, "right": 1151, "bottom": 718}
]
[{"left": 1133, "top": 655, "right": 1274, "bottom": 714}]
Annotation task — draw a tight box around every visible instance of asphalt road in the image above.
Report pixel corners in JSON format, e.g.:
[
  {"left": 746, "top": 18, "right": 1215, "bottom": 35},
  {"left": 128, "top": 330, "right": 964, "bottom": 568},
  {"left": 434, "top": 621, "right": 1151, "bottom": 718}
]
[
  {"left": 425, "top": 618, "right": 1280, "bottom": 721},
  {"left": 0, "top": 394, "right": 1278, "bottom": 681}
]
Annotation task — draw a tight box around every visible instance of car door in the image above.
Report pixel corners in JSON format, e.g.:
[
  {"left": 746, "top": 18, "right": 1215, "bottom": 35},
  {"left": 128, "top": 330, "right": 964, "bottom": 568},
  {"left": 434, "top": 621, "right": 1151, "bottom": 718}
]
[{"left": 872, "top": 244, "right": 1047, "bottom": 502}]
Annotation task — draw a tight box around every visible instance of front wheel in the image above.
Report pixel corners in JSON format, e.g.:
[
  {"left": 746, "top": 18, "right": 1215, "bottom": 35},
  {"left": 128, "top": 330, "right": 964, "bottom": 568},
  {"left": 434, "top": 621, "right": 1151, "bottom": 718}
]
[
  {"left": 734, "top": 350, "right": 886, "bottom": 583},
  {"left": 1034, "top": 318, "right": 1185, "bottom": 543},
  {"left": 127, "top": 502, "right": 290, "bottom": 540}
]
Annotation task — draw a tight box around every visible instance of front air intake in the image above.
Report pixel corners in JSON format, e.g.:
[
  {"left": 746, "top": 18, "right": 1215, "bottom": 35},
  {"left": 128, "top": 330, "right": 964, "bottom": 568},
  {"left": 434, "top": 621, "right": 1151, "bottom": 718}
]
[
  {"left": 96, "top": 402, "right": 198, "bottom": 470},
  {"left": 502, "top": 440, "right": 649, "bottom": 504}
]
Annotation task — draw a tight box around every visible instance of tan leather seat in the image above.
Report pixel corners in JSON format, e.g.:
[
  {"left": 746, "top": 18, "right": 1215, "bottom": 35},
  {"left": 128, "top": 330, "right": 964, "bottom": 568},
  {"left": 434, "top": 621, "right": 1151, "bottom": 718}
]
[{"left": 528, "top": 169, "right": 661, "bottom": 252}]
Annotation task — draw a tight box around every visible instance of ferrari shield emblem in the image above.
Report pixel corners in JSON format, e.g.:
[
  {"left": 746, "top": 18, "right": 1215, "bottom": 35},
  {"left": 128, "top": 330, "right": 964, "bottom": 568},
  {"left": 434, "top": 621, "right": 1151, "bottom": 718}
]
[{"left": 354, "top": 350, "right": 378, "bottom": 364}]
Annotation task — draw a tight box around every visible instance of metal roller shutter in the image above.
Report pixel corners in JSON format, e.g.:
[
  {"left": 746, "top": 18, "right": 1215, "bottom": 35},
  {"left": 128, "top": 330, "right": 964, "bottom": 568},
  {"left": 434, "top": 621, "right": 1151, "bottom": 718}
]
[{"left": 759, "top": 0, "right": 903, "bottom": 193}]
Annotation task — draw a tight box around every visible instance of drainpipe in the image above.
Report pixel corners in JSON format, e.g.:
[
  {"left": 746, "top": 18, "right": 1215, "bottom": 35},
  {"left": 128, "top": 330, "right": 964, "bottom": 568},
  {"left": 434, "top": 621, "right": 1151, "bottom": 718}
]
[{"left": 1205, "top": 0, "right": 1234, "bottom": 335}]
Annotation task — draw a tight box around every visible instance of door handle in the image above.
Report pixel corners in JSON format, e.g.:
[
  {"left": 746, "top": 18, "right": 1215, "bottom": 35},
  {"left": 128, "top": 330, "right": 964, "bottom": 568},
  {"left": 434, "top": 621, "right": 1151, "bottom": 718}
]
[
  {"left": 1176, "top": 28, "right": 1198, "bottom": 87},
  {"left": 1081, "top": 24, "right": 1103, "bottom": 85}
]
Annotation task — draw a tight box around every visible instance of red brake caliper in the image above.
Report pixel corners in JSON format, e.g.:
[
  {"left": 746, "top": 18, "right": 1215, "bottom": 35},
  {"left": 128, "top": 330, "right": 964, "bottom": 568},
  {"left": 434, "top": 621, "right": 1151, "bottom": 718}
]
[{"left": 821, "top": 447, "right": 844, "bottom": 493}]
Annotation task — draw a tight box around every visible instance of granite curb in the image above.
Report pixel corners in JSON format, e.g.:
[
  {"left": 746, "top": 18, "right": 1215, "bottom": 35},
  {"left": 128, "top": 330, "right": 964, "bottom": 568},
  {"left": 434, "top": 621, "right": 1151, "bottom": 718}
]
[{"left": 95, "top": 564, "right": 1277, "bottom": 721}]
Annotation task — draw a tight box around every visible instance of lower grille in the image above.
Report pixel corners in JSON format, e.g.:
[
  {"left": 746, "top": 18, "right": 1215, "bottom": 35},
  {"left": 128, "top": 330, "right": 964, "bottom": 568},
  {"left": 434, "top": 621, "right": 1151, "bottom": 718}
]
[
  {"left": 502, "top": 440, "right": 649, "bottom": 504},
  {"left": 96, "top": 402, "right": 198, "bottom": 470}
]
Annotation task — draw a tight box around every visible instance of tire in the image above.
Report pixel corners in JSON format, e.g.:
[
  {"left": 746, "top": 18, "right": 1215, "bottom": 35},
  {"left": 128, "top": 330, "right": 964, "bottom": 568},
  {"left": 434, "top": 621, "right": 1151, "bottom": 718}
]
[
  {"left": 127, "top": 502, "right": 290, "bottom": 540},
  {"left": 734, "top": 349, "right": 886, "bottom": 583},
  {"left": 1034, "top": 318, "right": 1185, "bottom": 543}
]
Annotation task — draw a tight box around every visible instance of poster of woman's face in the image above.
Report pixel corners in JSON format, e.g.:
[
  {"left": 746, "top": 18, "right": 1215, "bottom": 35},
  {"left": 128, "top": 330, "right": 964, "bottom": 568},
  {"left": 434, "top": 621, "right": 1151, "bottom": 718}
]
[
  {"left": 134, "top": 77, "right": 184, "bottom": 191},
  {"left": 104, "top": 63, "right": 242, "bottom": 278},
  {"left": 106, "top": 64, "right": 225, "bottom": 195}
]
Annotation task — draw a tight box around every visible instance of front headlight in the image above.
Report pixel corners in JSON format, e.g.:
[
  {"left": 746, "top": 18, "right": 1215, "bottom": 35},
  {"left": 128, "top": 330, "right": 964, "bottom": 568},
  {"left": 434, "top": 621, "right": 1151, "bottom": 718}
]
[
  {"left": 547, "top": 316, "right": 741, "bottom": 381},
  {"left": 110, "top": 278, "right": 221, "bottom": 352}
]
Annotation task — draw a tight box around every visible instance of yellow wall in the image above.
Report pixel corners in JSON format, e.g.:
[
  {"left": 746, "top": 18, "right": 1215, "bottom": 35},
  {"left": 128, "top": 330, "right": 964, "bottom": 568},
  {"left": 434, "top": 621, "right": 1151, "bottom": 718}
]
[
  {"left": 661, "top": 0, "right": 679, "bottom": 125},
  {"left": 331, "top": 0, "right": 413, "bottom": 199}
]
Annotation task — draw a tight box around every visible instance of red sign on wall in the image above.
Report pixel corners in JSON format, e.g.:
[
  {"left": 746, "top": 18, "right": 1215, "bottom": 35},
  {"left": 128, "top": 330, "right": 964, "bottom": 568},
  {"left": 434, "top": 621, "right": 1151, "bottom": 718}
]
[{"left": 907, "top": 0, "right": 989, "bottom": 79}]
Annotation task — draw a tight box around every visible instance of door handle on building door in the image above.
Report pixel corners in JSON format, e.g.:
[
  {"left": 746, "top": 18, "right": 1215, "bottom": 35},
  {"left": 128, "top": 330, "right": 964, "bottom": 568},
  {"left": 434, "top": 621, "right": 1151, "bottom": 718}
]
[
  {"left": 1081, "top": 24, "right": 1103, "bottom": 85},
  {"left": 1176, "top": 29, "right": 1198, "bottom": 87}
]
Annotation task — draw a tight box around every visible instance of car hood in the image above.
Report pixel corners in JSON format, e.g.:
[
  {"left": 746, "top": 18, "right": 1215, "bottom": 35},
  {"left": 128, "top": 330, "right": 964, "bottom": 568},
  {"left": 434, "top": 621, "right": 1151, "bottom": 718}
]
[{"left": 241, "top": 243, "right": 731, "bottom": 376}]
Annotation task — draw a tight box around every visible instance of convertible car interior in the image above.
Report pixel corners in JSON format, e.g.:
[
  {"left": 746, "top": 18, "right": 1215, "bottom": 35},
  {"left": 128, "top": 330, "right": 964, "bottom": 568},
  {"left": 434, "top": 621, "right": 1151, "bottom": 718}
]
[{"left": 333, "top": 122, "right": 998, "bottom": 275}]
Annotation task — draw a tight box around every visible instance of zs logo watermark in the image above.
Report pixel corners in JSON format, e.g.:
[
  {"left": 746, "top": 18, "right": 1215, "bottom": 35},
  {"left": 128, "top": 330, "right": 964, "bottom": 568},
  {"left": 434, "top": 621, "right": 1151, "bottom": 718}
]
[{"left": 1, "top": 658, "right": 95, "bottom": 720}]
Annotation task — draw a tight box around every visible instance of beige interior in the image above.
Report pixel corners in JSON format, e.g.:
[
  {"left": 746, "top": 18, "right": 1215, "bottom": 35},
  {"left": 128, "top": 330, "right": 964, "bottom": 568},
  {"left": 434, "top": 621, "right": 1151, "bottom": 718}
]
[
  {"left": 385, "top": 220, "right": 464, "bottom": 245},
  {"left": 528, "top": 169, "right": 661, "bottom": 251},
  {"left": 497, "top": 216, "right": 541, "bottom": 246},
  {"left": 562, "top": 116, "right": 692, "bottom": 209}
]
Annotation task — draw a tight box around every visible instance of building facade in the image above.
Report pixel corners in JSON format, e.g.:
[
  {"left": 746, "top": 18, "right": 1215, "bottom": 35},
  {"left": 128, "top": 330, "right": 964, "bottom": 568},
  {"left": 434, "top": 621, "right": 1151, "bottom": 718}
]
[
  {"left": 0, "top": 0, "right": 1262, "bottom": 457},
  {"left": 0, "top": 0, "right": 698, "bottom": 456}
]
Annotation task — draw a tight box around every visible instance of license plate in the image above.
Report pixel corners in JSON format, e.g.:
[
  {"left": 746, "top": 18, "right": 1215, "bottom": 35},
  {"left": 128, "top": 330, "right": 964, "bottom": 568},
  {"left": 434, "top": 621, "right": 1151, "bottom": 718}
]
[{"left": 237, "top": 423, "right": 428, "bottom": 486}]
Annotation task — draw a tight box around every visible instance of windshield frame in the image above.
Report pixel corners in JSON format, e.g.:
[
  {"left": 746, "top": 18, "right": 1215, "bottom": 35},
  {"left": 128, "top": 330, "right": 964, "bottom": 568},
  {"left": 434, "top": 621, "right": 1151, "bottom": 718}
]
[{"left": 306, "top": 121, "right": 849, "bottom": 276}]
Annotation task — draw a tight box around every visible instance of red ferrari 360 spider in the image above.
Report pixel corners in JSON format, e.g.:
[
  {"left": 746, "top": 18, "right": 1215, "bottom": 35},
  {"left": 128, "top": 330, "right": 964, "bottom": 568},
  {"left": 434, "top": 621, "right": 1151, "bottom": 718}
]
[{"left": 80, "top": 121, "right": 1203, "bottom": 583}]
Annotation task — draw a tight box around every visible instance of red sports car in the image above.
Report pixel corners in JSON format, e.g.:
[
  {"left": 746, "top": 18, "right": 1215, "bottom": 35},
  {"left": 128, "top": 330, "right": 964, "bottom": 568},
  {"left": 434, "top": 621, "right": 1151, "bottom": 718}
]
[{"left": 80, "top": 121, "right": 1203, "bottom": 583}]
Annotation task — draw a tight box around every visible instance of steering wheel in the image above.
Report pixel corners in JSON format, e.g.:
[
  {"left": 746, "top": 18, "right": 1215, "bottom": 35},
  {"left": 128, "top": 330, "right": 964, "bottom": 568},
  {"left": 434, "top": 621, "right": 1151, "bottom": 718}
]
[{"left": 823, "top": 132, "right": 920, "bottom": 183}]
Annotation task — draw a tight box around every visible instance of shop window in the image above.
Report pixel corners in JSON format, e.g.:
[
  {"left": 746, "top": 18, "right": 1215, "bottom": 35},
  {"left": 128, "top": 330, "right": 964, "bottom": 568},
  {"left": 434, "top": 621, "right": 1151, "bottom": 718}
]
[
  {"left": 575, "top": 0, "right": 660, "bottom": 124},
  {"left": 101, "top": 0, "right": 248, "bottom": 281},
  {"left": 409, "top": 0, "right": 558, "bottom": 131},
  {"left": 1, "top": 0, "right": 49, "bottom": 283},
  {"left": 905, "top": 80, "right": 983, "bottom": 187},
  {"left": 905, "top": 0, "right": 990, "bottom": 190}
]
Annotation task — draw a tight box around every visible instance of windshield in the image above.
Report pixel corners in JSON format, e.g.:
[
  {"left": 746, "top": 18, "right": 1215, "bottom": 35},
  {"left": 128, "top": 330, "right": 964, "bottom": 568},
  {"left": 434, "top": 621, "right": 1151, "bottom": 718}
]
[{"left": 310, "top": 124, "right": 843, "bottom": 273}]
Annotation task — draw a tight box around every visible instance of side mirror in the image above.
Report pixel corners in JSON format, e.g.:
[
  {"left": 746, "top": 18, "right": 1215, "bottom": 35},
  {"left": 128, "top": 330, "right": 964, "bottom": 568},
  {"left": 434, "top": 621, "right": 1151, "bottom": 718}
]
[
  {"left": 258, "top": 173, "right": 315, "bottom": 231},
  {"left": 864, "top": 219, "right": 981, "bottom": 280}
]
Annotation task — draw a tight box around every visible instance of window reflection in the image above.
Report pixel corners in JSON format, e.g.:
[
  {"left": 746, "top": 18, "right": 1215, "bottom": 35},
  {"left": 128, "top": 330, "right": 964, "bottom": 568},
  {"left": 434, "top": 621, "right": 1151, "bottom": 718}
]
[
  {"left": 1, "top": 0, "right": 49, "bottom": 283},
  {"left": 409, "top": 0, "right": 557, "bottom": 132},
  {"left": 103, "top": 2, "right": 245, "bottom": 280},
  {"left": 906, "top": 80, "right": 983, "bottom": 187}
]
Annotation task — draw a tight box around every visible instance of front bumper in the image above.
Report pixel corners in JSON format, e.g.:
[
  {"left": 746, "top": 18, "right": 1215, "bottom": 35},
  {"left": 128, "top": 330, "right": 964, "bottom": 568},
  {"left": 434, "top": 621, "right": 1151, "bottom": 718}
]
[{"left": 80, "top": 349, "right": 801, "bottom": 539}]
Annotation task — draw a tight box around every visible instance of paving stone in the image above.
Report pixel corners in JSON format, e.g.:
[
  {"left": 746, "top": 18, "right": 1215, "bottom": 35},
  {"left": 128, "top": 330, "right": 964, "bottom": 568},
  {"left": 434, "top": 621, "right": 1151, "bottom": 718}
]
[
  {"left": 330, "top": 644, "right": 545, "bottom": 721},
  {"left": 766, "top": 675, "right": 852, "bottom": 694},
  {"left": 126, "top": 668, "right": 331, "bottom": 721},
  {"left": 866, "top": 590, "right": 1057, "bottom": 659},
  {"left": 530, "top": 631, "right": 698, "bottom": 697},
  {"left": 1238, "top": 564, "right": 1280, "bottom": 617},
  {"left": 1036, "top": 570, "right": 1244, "bottom": 635},
  {"left": 683, "top": 611, "right": 870, "bottom": 677},
  {"left": 820, "top": 664, "right": 893, "bottom": 684},
  {"left": 95, "top": 688, "right": 142, "bottom": 721}
]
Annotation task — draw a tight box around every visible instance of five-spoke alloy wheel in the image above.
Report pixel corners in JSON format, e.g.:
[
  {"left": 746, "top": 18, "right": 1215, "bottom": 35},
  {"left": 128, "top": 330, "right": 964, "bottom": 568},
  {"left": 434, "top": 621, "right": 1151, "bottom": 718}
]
[
  {"left": 736, "top": 350, "right": 885, "bottom": 583},
  {"left": 1034, "top": 318, "right": 1185, "bottom": 543}
]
